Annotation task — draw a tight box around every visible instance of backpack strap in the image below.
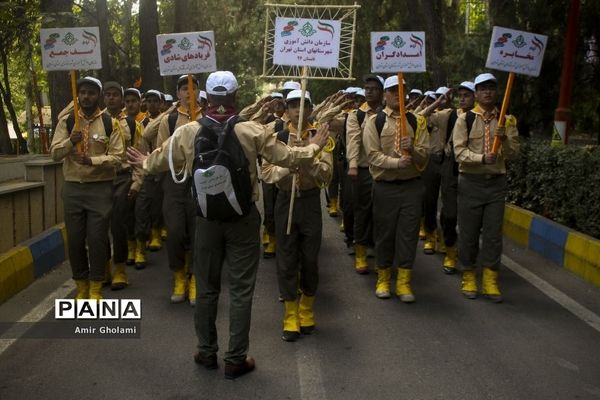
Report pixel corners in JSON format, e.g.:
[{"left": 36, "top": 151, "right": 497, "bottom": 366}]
[
  {"left": 446, "top": 109, "right": 459, "bottom": 145},
  {"left": 357, "top": 109, "right": 366, "bottom": 127},
  {"left": 276, "top": 129, "right": 290, "bottom": 144},
  {"left": 125, "top": 116, "right": 136, "bottom": 143},
  {"left": 66, "top": 112, "right": 113, "bottom": 136},
  {"left": 274, "top": 118, "right": 285, "bottom": 133},
  {"left": 376, "top": 111, "right": 417, "bottom": 136},
  {"left": 168, "top": 110, "right": 179, "bottom": 136},
  {"left": 465, "top": 110, "right": 476, "bottom": 136}
]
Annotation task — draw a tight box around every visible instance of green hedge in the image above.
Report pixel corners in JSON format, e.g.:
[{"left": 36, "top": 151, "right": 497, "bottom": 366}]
[{"left": 506, "top": 139, "right": 600, "bottom": 239}]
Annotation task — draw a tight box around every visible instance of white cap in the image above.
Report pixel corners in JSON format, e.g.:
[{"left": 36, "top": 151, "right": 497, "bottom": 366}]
[
  {"left": 383, "top": 76, "right": 406, "bottom": 90},
  {"left": 435, "top": 86, "right": 450, "bottom": 96},
  {"left": 458, "top": 81, "right": 476, "bottom": 92},
  {"left": 424, "top": 90, "right": 436, "bottom": 99},
  {"left": 474, "top": 73, "right": 497, "bottom": 87},
  {"left": 77, "top": 76, "right": 102, "bottom": 92},
  {"left": 282, "top": 81, "right": 301, "bottom": 91},
  {"left": 124, "top": 88, "right": 141, "bottom": 98},
  {"left": 270, "top": 92, "right": 284, "bottom": 99},
  {"left": 355, "top": 88, "right": 366, "bottom": 98},
  {"left": 363, "top": 74, "right": 385, "bottom": 87},
  {"left": 164, "top": 94, "right": 174, "bottom": 102},
  {"left": 206, "top": 71, "right": 238, "bottom": 96},
  {"left": 409, "top": 89, "right": 423, "bottom": 96},
  {"left": 198, "top": 90, "right": 207, "bottom": 100},
  {"left": 286, "top": 89, "right": 311, "bottom": 104},
  {"left": 344, "top": 87, "right": 361, "bottom": 94},
  {"left": 144, "top": 89, "right": 162, "bottom": 99}
]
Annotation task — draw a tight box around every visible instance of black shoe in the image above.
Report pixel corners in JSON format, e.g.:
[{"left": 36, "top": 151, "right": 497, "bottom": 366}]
[
  {"left": 134, "top": 262, "right": 146, "bottom": 270},
  {"left": 194, "top": 352, "right": 218, "bottom": 370},
  {"left": 282, "top": 330, "right": 300, "bottom": 342},
  {"left": 443, "top": 266, "right": 457, "bottom": 275},
  {"left": 300, "top": 325, "right": 315, "bottom": 335},
  {"left": 224, "top": 357, "right": 255, "bottom": 379},
  {"left": 263, "top": 251, "right": 275, "bottom": 259},
  {"left": 126, "top": 258, "right": 135, "bottom": 266}
]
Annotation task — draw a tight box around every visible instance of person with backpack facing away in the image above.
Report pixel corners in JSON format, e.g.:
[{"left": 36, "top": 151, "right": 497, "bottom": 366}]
[
  {"left": 50, "top": 76, "right": 124, "bottom": 300},
  {"left": 453, "top": 73, "right": 519, "bottom": 302},
  {"left": 261, "top": 89, "right": 333, "bottom": 342},
  {"left": 156, "top": 75, "right": 201, "bottom": 306},
  {"left": 346, "top": 74, "right": 384, "bottom": 274},
  {"left": 127, "top": 70, "right": 330, "bottom": 379},
  {"left": 363, "top": 75, "right": 429, "bottom": 303}
]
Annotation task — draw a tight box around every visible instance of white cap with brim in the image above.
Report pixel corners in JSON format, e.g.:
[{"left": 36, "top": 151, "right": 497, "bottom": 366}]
[
  {"left": 270, "top": 92, "right": 284, "bottom": 99},
  {"left": 363, "top": 74, "right": 385, "bottom": 87},
  {"left": 124, "top": 88, "right": 141, "bottom": 99},
  {"left": 409, "top": 89, "right": 423, "bottom": 96},
  {"left": 164, "top": 94, "right": 174, "bottom": 102},
  {"left": 206, "top": 71, "right": 238, "bottom": 96},
  {"left": 474, "top": 73, "right": 497, "bottom": 87},
  {"left": 77, "top": 76, "right": 102, "bottom": 92},
  {"left": 435, "top": 86, "right": 450, "bottom": 96},
  {"left": 282, "top": 81, "right": 301, "bottom": 91},
  {"left": 458, "top": 81, "right": 476, "bottom": 92},
  {"left": 144, "top": 89, "right": 162, "bottom": 99},
  {"left": 344, "top": 87, "right": 361, "bottom": 94},
  {"left": 286, "top": 89, "right": 311, "bottom": 104},
  {"left": 177, "top": 74, "right": 199, "bottom": 90},
  {"left": 424, "top": 90, "right": 437, "bottom": 99},
  {"left": 355, "top": 88, "right": 366, "bottom": 98},
  {"left": 383, "top": 76, "right": 406, "bottom": 90}
]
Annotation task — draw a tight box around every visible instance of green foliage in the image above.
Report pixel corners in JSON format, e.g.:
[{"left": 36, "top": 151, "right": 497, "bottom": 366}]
[{"left": 507, "top": 139, "right": 600, "bottom": 239}]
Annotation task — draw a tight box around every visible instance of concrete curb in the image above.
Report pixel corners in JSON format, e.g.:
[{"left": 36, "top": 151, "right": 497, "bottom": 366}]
[
  {"left": 503, "top": 204, "right": 600, "bottom": 287},
  {"left": 0, "top": 223, "right": 67, "bottom": 305}
]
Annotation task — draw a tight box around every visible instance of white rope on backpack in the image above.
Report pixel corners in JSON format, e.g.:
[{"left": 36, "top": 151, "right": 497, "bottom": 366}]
[{"left": 168, "top": 129, "right": 188, "bottom": 184}]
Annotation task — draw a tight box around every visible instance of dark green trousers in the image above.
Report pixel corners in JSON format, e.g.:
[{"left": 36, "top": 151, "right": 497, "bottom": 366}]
[
  {"left": 193, "top": 205, "right": 261, "bottom": 364},
  {"left": 111, "top": 171, "right": 135, "bottom": 263},
  {"left": 162, "top": 176, "right": 195, "bottom": 271},
  {"left": 351, "top": 167, "right": 374, "bottom": 247}
]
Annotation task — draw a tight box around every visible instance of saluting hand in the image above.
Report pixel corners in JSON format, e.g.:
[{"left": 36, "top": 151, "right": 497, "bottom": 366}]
[
  {"left": 309, "top": 123, "right": 330, "bottom": 149},
  {"left": 127, "top": 146, "right": 148, "bottom": 167}
]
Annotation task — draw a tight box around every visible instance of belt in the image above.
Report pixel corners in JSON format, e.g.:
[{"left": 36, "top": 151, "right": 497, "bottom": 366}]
[
  {"left": 460, "top": 173, "right": 504, "bottom": 180},
  {"left": 375, "top": 176, "right": 420, "bottom": 185},
  {"left": 429, "top": 152, "right": 444, "bottom": 163}
]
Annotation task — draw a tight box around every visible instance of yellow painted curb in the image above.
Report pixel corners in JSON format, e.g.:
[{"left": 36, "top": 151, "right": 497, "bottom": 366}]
[
  {"left": 565, "top": 232, "right": 600, "bottom": 287},
  {"left": 503, "top": 204, "right": 534, "bottom": 248},
  {"left": 0, "top": 246, "right": 34, "bottom": 304}
]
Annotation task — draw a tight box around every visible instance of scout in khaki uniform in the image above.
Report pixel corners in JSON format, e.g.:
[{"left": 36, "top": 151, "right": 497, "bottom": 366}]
[
  {"left": 453, "top": 73, "right": 520, "bottom": 302},
  {"left": 346, "top": 75, "right": 384, "bottom": 274},
  {"left": 363, "top": 76, "right": 429, "bottom": 303},
  {"left": 262, "top": 90, "right": 333, "bottom": 342},
  {"left": 50, "top": 76, "right": 124, "bottom": 300},
  {"left": 128, "top": 71, "right": 330, "bottom": 379}
]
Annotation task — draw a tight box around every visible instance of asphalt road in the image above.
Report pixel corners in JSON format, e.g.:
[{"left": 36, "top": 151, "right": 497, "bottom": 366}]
[{"left": 1, "top": 200, "right": 600, "bottom": 400}]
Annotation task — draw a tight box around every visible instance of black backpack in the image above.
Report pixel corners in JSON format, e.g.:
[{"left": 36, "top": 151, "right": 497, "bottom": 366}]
[
  {"left": 66, "top": 112, "right": 114, "bottom": 137},
  {"left": 191, "top": 115, "right": 253, "bottom": 221}
]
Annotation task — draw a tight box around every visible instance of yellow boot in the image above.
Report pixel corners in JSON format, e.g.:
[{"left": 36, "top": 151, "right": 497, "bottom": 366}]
[
  {"left": 375, "top": 267, "right": 391, "bottom": 299},
  {"left": 263, "top": 235, "right": 276, "bottom": 259},
  {"left": 442, "top": 246, "right": 457, "bottom": 274},
  {"left": 354, "top": 244, "right": 368, "bottom": 274},
  {"left": 423, "top": 231, "right": 436, "bottom": 254},
  {"left": 135, "top": 240, "right": 146, "bottom": 270},
  {"left": 148, "top": 228, "right": 162, "bottom": 251},
  {"left": 419, "top": 218, "right": 426, "bottom": 240},
  {"left": 262, "top": 230, "right": 270, "bottom": 246},
  {"left": 160, "top": 227, "right": 168, "bottom": 240},
  {"left": 74, "top": 279, "right": 89, "bottom": 299},
  {"left": 461, "top": 270, "right": 478, "bottom": 299},
  {"left": 111, "top": 263, "right": 128, "bottom": 291},
  {"left": 436, "top": 229, "right": 447, "bottom": 253},
  {"left": 396, "top": 268, "right": 415, "bottom": 303},
  {"left": 328, "top": 197, "right": 338, "bottom": 217},
  {"left": 282, "top": 300, "right": 300, "bottom": 342},
  {"left": 188, "top": 274, "right": 197, "bottom": 306},
  {"left": 103, "top": 260, "right": 112, "bottom": 286},
  {"left": 126, "top": 240, "right": 136, "bottom": 265},
  {"left": 171, "top": 268, "right": 188, "bottom": 303},
  {"left": 482, "top": 267, "right": 503, "bottom": 303},
  {"left": 299, "top": 294, "right": 315, "bottom": 334},
  {"left": 89, "top": 280, "right": 103, "bottom": 301}
]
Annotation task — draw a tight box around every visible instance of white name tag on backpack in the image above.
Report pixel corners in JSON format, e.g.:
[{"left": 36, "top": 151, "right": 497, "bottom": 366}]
[{"left": 193, "top": 165, "right": 244, "bottom": 217}]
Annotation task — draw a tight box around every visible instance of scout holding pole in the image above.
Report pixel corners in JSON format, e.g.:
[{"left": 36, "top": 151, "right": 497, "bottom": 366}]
[
  {"left": 286, "top": 66, "right": 308, "bottom": 235},
  {"left": 484, "top": 26, "right": 548, "bottom": 153},
  {"left": 395, "top": 71, "right": 407, "bottom": 156}
]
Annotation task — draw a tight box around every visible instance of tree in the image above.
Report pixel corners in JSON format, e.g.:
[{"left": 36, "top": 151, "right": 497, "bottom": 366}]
[{"left": 139, "top": 0, "right": 161, "bottom": 91}]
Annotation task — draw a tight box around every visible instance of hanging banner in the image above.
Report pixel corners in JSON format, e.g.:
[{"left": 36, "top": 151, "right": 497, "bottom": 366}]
[
  {"left": 486, "top": 26, "right": 548, "bottom": 77},
  {"left": 40, "top": 27, "right": 102, "bottom": 71},
  {"left": 370, "top": 31, "right": 426, "bottom": 73},
  {"left": 273, "top": 17, "right": 341, "bottom": 69},
  {"left": 156, "top": 31, "right": 217, "bottom": 76}
]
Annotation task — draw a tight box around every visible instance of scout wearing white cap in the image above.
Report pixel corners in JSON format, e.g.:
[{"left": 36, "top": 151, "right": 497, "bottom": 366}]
[
  {"left": 285, "top": 89, "right": 311, "bottom": 104},
  {"left": 124, "top": 88, "right": 141, "bottom": 98},
  {"left": 458, "top": 81, "right": 476, "bottom": 92},
  {"left": 282, "top": 81, "right": 301, "bottom": 91},
  {"left": 77, "top": 76, "right": 102, "bottom": 92},
  {"left": 424, "top": 90, "right": 437, "bottom": 100},
  {"left": 164, "top": 94, "right": 174, "bottom": 102},
  {"left": 435, "top": 86, "right": 450, "bottom": 96},
  {"left": 270, "top": 92, "right": 284, "bottom": 99},
  {"left": 177, "top": 74, "right": 200, "bottom": 90},
  {"left": 355, "top": 88, "right": 366, "bottom": 98},
  {"left": 363, "top": 74, "right": 385, "bottom": 88},
  {"left": 344, "top": 87, "right": 361, "bottom": 94},
  {"left": 206, "top": 71, "right": 238, "bottom": 96},
  {"left": 474, "top": 73, "right": 497, "bottom": 87},
  {"left": 144, "top": 89, "right": 162, "bottom": 99},
  {"left": 409, "top": 89, "right": 423, "bottom": 96},
  {"left": 383, "top": 75, "right": 406, "bottom": 90}
]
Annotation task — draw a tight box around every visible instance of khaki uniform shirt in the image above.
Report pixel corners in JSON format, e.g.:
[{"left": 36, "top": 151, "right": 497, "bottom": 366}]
[
  {"left": 346, "top": 102, "right": 379, "bottom": 169},
  {"left": 425, "top": 108, "right": 453, "bottom": 155},
  {"left": 261, "top": 122, "right": 333, "bottom": 191},
  {"left": 50, "top": 108, "right": 123, "bottom": 183},
  {"left": 453, "top": 105, "right": 519, "bottom": 175},
  {"left": 363, "top": 106, "right": 429, "bottom": 181},
  {"left": 143, "top": 118, "right": 323, "bottom": 202},
  {"left": 157, "top": 106, "right": 196, "bottom": 147}
]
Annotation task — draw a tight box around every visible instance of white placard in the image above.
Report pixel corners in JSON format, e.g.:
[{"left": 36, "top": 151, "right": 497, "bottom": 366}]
[
  {"left": 157, "top": 31, "right": 217, "bottom": 76},
  {"left": 41, "top": 27, "right": 102, "bottom": 71},
  {"left": 486, "top": 26, "right": 548, "bottom": 77},
  {"left": 371, "top": 32, "right": 426, "bottom": 73},
  {"left": 273, "top": 17, "right": 341, "bottom": 69}
]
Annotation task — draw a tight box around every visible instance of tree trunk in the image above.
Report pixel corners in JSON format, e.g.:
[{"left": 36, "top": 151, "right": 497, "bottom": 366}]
[
  {"left": 41, "top": 0, "right": 74, "bottom": 132},
  {"left": 96, "top": 0, "right": 111, "bottom": 82},
  {"left": 121, "top": 0, "right": 133, "bottom": 86},
  {"left": 420, "top": 0, "right": 446, "bottom": 86},
  {"left": 0, "top": 90, "right": 13, "bottom": 154},
  {"left": 0, "top": 46, "right": 27, "bottom": 153},
  {"left": 169, "top": 0, "right": 190, "bottom": 90},
  {"left": 139, "top": 0, "right": 161, "bottom": 91}
]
